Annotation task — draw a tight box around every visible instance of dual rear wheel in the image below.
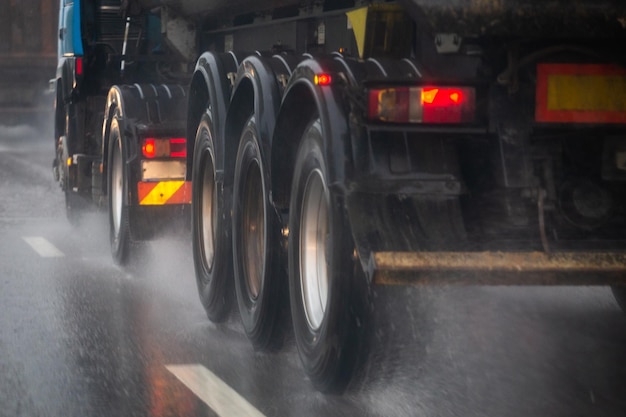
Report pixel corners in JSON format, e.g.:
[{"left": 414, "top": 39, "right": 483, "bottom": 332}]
[
  {"left": 192, "top": 113, "right": 233, "bottom": 322},
  {"left": 287, "top": 119, "right": 367, "bottom": 393},
  {"left": 232, "top": 116, "right": 286, "bottom": 350},
  {"left": 192, "top": 113, "right": 367, "bottom": 392}
]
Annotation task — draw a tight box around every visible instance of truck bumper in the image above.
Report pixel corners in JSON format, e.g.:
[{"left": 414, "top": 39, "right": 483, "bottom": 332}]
[
  {"left": 370, "top": 251, "right": 626, "bottom": 286},
  {"left": 129, "top": 203, "right": 191, "bottom": 241}
]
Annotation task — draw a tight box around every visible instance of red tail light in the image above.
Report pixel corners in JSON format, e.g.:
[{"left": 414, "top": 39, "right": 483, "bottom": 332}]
[
  {"left": 142, "top": 138, "right": 156, "bottom": 158},
  {"left": 75, "top": 57, "right": 83, "bottom": 76},
  {"left": 314, "top": 73, "right": 333, "bottom": 86},
  {"left": 368, "top": 86, "right": 475, "bottom": 124},
  {"left": 142, "top": 138, "right": 187, "bottom": 158}
]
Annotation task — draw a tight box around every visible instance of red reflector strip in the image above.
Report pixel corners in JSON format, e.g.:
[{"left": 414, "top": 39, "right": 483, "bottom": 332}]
[
  {"left": 169, "top": 138, "right": 187, "bottom": 158},
  {"left": 536, "top": 63, "right": 626, "bottom": 124},
  {"left": 137, "top": 181, "right": 191, "bottom": 205}
]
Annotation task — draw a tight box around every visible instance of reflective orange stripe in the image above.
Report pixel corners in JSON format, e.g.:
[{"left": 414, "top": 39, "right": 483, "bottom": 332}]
[
  {"left": 137, "top": 181, "right": 192, "bottom": 205},
  {"left": 536, "top": 63, "right": 626, "bottom": 124}
]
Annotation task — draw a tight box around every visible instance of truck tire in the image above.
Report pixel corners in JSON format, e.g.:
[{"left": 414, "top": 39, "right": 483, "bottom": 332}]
[
  {"left": 59, "top": 106, "right": 86, "bottom": 226},
  {"left": 288, "top": 118, "right": 366, "bottom": 393},
  {"left": 192, "top": 113, "right": 233, "bottom": 322},
  {"left": 65, "top": 190, "right": 87, "bottom": 227},
  {"left": 57, "top": 134, "right": 81, "bottom": 226},
  {"left": 107, "top": 116, "right": 132, "bottom": 265},
  {"left": 611, "top": 287, "right": 626, "bottom": 313},
  {"left": 232, "top": 116, "right": 285, "bottom": 350}
]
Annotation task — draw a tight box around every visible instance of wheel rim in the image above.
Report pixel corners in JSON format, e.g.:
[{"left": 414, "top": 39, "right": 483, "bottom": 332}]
[
  {"left": 111, "top": 138, "right": 123, "bottom": 236},
  {"left": 200, "top": 148, "right": 217, "bottom": 273},
  {"left": 299, "top": 168, "right": 329, "bottom": 331},
  {"left": 242, "top": 157, "right": 265, "bottom": 299}
]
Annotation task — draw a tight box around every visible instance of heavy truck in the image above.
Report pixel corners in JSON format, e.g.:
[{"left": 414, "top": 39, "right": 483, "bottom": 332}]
[
  {"left": 53, "top": 0, "right": 193, "bottom": 260},
  {"left": 53, "top": 0, "right": 626, "bottom": 393}
]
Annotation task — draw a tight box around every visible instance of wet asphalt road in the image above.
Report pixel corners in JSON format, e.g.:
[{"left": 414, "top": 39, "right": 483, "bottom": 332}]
[{"left": 1, "top": 124, "right": 626, "bottom": 417}]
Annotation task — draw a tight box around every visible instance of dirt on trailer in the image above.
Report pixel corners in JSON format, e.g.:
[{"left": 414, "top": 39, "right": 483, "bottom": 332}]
[{"left": 399, "top": 0, "right": 626, "bottom": 38}]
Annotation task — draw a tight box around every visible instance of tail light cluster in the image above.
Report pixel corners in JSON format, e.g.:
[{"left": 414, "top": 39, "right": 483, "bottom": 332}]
[
  {"left": 368, "top": 86, "right": 476, "bottom": 124},
  {"left": 142, "top": 137, "right": 187, "bottom": 159}
]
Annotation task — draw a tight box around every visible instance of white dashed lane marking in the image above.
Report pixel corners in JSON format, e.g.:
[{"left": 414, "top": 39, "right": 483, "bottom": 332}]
[
  {"left": 18, "top": 233, "right": 265, "bottom": 413},
  {"left": 166, "top": 364, "right": 266, "bottom": 417},
  {"left": 22, "top": 236, "right": 65, "bottom": 258},
  {"left": 19, "top": 236, "right": 262, "bottom": 413}
]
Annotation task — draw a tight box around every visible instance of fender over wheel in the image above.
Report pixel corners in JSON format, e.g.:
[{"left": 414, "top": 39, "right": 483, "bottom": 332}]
[
  {"left": 107, "top": 114, "right": 132, "bottom": 265},
  {"left": 192, "top": 113, "right": 233, "bottom": 322},
  {"left": 288, "top": 118, "right": 369, "bottom": 393},
  {"left": 233, "top": 116, "right": 286, "bottom": 350}
]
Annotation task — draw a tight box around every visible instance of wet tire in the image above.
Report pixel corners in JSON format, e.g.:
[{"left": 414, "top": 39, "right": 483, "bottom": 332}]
[
  {"left": 65, "top": 190, "right": 87, "bottom": 227},
  {"left": 108, "top": 115, "right": 132, "bottom": 265},
  {"left": 288, "top": 118, "right": 368, "bottom": 393},
  {"left": 58, "top": 135, "right": 82, "bottom": 226},
  {"left": 611, "top": 287, "right": 626, "bottom": 313},
  {"left": 192, "top": 113, "right": 233, "bottom": 322},
  {"left": 59, "top": 106, "right": 86, "bottom": 226},
  {"left": 232, "top": 116, "right": 285, "bottom": 350}
]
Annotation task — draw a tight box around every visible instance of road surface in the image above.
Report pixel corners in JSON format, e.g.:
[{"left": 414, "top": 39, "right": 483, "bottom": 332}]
[{"left": 1, "top": 123, "right": 626, "bottom": 417}]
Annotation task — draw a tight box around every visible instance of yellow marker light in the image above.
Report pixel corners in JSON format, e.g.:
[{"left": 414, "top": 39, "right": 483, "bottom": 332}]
[
  {"left": 421, "top": 88, "right": 439, "bottom": 104},
  {"left": 66, "top": 157, "right": 72, "bottom": 167}
]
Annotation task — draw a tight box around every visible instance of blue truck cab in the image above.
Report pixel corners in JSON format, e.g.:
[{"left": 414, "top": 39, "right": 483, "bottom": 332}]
[
  {"left": 59, "top": 0, "right": 84, "bottom": 57},
  {"left": 56, "top": 0, "right": 84, "bottom": 108}
]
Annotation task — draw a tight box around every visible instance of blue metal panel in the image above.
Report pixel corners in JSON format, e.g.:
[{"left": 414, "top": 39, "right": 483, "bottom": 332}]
[
  {"left": 60, "top": 0, "right": 83, "bottom": 56},
  {"left": 72, "top": 0, "right": 84, "bottom": 56}
]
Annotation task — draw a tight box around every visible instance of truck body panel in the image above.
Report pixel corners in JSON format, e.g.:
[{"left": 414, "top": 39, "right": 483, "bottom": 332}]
[
  {"left": 138, "top": 0, "right": 626, "bottom": 38},
  {"left": 139, "top": 0, "right": 303, "bottom": 20},
  {"left": 402, "top": 0, "right": 626, "bottom": 37}
]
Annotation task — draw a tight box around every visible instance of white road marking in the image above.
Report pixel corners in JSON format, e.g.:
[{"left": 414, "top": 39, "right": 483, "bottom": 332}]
[
  {"left": 166, "top": 364, "right": 266, "bottom": 417},
  {"left": 22, "top": 237, "right": 65, "bottom": 258}
]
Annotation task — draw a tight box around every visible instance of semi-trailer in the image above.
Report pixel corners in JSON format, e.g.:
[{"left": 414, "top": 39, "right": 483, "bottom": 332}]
[{"left": 54, "top": 0, "right": 626, "bottom": 392}]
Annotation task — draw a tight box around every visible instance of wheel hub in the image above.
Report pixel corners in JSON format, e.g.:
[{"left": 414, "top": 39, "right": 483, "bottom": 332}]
[
  {"left": 242, "top": 159, "right": 265, "bottom": 299},
  {"left": 299, "top": 168, "right": 329, "bottom": 331},
  {"left": 200, "top": 150, "right": 217, "bottom": 272},
  {"left": 111, "top": 140, "right": 123, "bottom": 235}
]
